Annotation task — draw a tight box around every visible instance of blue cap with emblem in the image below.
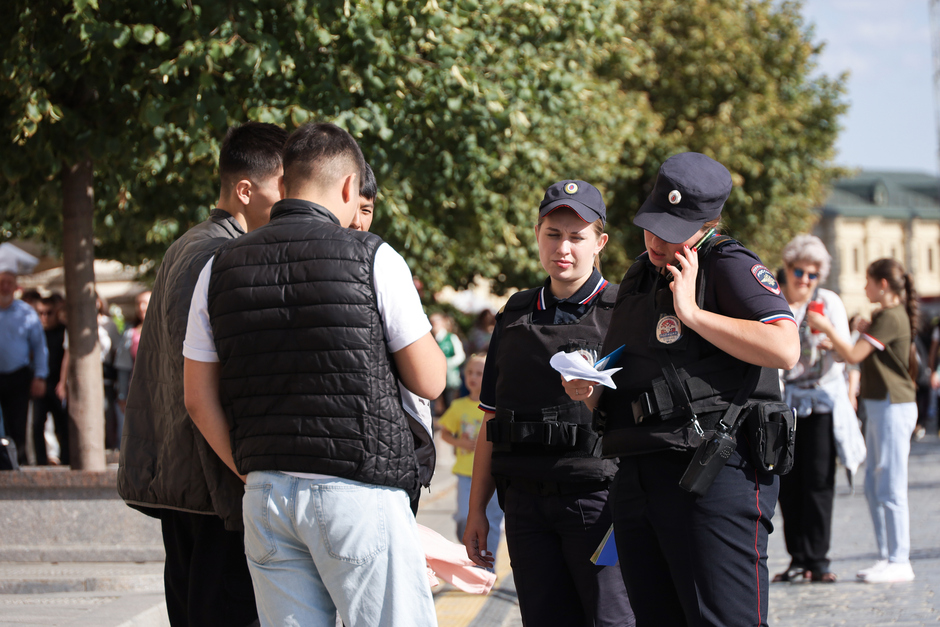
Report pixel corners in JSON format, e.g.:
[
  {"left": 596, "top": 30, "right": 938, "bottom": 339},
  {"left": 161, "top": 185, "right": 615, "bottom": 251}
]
[
  {"left": 539, "top": 180, "right": 606, "bottom": 226},
  {"left": 633, "top": 152, "right": 732, "bottom": 244}
]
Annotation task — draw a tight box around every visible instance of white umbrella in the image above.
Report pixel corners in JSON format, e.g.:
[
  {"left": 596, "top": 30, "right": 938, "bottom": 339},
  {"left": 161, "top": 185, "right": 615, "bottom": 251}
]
[{"left": 0, "top": 242, "right": 40, "bottom": 275}]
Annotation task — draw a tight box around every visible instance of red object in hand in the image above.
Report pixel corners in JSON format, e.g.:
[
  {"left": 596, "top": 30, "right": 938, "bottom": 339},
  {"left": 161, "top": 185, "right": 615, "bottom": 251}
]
[{"left": 807, "top": 301, "right": 824, "bottom": 333}]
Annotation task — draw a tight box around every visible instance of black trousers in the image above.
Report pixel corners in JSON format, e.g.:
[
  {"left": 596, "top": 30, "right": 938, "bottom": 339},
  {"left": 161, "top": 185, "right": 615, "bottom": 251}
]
[
  {"left": 32, "top": 394, "right": 70, "bottom": 466},
  {"left": 160, "top": 509, "right": 259, "bottom": 627},
  {"left": 777, "top": 411, "right": 836, "bottom": 573},
  {"left": 0, "top": 367, "right": 33, "bottom": 465},
  {"left": 503, "top": 485, "right": 635, "bottom": 627},
  {"left": 611, "top": 443, "right": 778, "bottom": 627}
]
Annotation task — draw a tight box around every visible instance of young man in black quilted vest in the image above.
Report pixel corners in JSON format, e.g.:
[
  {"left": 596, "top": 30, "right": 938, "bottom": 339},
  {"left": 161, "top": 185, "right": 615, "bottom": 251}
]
[{"left": 183, "top": 122, "right": 445, "bottom": 627}]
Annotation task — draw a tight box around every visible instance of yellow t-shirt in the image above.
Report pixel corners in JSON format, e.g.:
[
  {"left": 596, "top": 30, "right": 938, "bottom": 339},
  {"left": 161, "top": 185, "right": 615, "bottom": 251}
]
[{"left": 439, "top": 396, "right": 485, "bottom": 477}]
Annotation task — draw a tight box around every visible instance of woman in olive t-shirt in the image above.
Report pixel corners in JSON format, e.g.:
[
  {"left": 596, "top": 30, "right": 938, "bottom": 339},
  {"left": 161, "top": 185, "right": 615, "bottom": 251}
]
[{"left": 808, "top": 258, "right": 918, "bottom": 584}]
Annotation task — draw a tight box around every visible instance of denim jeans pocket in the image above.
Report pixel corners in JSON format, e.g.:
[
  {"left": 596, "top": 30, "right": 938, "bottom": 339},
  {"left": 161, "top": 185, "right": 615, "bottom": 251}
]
[
  {"left": 315, "top": 484, "right": 387, "bottom": 564},
  {"left": 243, "top": 482, "right": 278, "bottom": 565}
]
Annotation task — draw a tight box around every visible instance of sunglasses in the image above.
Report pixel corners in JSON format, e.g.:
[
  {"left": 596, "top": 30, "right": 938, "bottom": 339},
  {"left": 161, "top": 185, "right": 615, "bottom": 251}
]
[{"left": 792, "top": 268, "right": 819, "bottom": 280}]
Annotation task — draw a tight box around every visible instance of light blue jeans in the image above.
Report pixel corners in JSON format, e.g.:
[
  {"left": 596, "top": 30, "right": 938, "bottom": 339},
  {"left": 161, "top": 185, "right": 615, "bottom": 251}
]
[
  {"left": 862, "top": 397, "right": 918, "bottom": 564},
  {"left": 455, "top": 474, "right": 504, "bottom": 566},
  {"left": 242, "top": 472, "right": 437, "bottom": 627}
]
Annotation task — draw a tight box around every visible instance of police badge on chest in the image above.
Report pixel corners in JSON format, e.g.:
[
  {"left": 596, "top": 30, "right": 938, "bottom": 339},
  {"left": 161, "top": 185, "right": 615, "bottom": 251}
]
[{"left": 650, "top": 313, "right": 690, "bottom": 350}]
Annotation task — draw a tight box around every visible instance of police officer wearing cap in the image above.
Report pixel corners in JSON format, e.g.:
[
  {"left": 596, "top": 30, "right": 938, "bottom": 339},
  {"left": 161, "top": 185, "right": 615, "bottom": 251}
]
[
  {"left": 464, "top": 180, "right": 634, "bottom": 627},
  {"left": 564, "top": 153, "right": 799, "bottom": 627}
]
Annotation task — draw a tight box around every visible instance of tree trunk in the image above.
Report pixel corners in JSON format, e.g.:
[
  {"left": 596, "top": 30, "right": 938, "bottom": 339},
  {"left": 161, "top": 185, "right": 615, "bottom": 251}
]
[{"left": 61, "top": 157, "right": 105, "bottom": 471}]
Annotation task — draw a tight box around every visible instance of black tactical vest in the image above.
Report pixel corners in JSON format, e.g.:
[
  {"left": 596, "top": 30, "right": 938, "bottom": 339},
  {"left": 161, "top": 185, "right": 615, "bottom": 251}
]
[
  {"left": 207, "top": 201, "right": 418, "bottom": 493},
  {"left": 598, "top": 237, "right": 782, "bottom": 457},
  {"left": 488, "top": 284, "right": 620, "bottom": 483}
]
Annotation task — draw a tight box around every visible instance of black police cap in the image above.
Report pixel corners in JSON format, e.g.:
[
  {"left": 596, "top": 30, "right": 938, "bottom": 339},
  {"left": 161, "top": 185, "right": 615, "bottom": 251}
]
[
  {"left": 633, "top": 153, "right": 732, "bottom": 244},
  {"left": 538, "top": 180, "right": 606, "bottom": 226}
]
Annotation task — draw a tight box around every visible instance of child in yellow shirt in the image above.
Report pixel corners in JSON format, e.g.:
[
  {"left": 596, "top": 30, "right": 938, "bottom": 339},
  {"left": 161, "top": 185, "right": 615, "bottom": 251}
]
[{"left": 440, "top": 353, "right": 503, "bottom": 569}]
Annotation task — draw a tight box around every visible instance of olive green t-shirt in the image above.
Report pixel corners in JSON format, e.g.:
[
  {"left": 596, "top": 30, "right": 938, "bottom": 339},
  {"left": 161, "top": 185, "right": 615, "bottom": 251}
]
[{"left": 859, "top": 305, "right": 915, "bottom": 403}]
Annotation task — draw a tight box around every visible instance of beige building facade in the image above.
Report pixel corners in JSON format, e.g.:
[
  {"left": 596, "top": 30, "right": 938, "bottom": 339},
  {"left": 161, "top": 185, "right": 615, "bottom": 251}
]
[{"left": 813, "top": 171, "right": 940, "bottom": 325}]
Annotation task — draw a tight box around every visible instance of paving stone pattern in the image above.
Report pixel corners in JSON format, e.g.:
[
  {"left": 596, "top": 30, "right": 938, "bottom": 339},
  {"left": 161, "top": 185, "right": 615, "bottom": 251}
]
[{"left": 767, "top": 436, "right": 940, "bottom": 626}]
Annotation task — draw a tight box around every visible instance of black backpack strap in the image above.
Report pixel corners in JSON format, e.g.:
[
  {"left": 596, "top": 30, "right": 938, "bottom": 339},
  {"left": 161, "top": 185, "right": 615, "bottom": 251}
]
[{"left": 694, "top": 234, "right": 734, "bottom": 309}]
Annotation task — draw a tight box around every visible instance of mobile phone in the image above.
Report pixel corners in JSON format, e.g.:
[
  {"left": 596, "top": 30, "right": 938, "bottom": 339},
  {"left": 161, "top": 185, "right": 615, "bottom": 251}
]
[
  {"left": 674, "top": 227, "right": 716, "bottom": 269},
  {"left": 693, "top": 227, "right": 717, "bottom": 250}
]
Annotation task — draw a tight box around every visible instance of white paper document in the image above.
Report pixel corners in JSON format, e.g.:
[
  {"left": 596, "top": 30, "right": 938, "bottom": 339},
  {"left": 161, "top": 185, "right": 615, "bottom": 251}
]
[{"left": 549, "top": 349, "right": 623, "bottom": 389}]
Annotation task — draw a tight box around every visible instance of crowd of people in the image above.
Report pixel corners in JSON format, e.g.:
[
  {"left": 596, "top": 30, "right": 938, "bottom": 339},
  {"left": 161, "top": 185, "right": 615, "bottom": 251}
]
[
  {"left": 0, "top": 280, "right": 151, "bottom": 466},
  {"left": 0, "top": 121, "right": 935, "bottom": 627}
]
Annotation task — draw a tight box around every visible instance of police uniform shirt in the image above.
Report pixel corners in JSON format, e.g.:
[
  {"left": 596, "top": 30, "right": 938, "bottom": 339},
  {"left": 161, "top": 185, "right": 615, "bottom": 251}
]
[
  {"left": 619, "top": 239, "right": 794, "bottom": 388},
  {"left": 479, "top": 268, "right": 610, "bottom": 413}
]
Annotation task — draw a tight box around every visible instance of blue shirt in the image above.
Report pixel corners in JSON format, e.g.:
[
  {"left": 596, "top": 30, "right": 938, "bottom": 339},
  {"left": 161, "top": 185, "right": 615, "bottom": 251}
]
[{"left": 0, "top": 299, "right": 49, "bottom": 378}]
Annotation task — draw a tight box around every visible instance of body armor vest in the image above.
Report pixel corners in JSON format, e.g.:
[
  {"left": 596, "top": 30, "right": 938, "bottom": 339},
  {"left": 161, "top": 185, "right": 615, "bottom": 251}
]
[
  {"left": 487, "top": 284, "right": 620, "bottom": 483},
  {"left": 598, "top": 236, "right": 783, "bottom": 457}
]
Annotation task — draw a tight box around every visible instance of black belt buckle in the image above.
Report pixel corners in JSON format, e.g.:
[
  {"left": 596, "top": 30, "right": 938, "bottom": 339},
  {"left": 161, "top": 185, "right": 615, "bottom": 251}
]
[{"left": 632, "top": 393, "right": 655, "bottom": 424}]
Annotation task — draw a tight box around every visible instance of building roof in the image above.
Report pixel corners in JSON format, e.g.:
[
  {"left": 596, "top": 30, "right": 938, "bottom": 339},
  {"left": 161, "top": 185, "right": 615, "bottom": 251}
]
[{"left": 819, "top": 170, "right": 940, "bottom": 220}]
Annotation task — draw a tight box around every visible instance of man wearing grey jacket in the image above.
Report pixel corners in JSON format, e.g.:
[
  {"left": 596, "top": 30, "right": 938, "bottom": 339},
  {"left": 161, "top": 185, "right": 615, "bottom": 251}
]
[{"left": 118, "top": 122, "right": 287, "bottom": 627}]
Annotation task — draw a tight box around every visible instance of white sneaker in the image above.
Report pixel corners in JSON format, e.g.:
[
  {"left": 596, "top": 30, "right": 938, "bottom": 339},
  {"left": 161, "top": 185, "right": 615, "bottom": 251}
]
[
  {"left": 862, "top": 562, "right": 915, "bottom": 583},
  {"left": 856, "top": 560, "right": 888, "bottom": 580}
]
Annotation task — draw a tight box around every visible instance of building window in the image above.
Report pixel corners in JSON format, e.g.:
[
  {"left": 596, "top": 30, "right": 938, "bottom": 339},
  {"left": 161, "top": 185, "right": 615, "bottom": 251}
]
[
  {"left": 930, "top": 247, "right": 934, "bottom": 273},
  {"left": 890, "top": 247, "right": 896, "bottom": 260},
  {"left": 853, "top": 248, "right": 860, "bottom": 273}
]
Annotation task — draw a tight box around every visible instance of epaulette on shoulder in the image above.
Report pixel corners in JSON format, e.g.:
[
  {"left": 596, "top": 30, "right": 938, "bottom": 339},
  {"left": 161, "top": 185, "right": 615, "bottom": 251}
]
[
  {"left": 503, "top": 287, "right": 541, "bottom": 312},
  {"left": 597, "top": 282, "right": 619, "bottom": 307}
]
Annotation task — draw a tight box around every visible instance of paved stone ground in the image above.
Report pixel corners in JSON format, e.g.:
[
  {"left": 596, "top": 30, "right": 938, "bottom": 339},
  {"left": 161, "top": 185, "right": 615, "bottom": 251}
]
[
  {"left": 767, "top": 434, "right": 940, "bottom": 626},
  {"left": 440, "top": 434, "right": 940, "bottom": 627}
]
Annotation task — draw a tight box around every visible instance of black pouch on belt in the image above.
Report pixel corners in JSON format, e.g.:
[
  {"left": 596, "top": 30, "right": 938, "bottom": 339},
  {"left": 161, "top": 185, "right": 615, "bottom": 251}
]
[{"left": 743, "top": 401, "right": 796, "bottom": 475}]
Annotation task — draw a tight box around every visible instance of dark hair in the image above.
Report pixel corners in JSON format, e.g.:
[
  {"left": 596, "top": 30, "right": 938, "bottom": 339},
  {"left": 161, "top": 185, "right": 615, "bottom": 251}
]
[
  {"left": 43, "top": 293, "right": 64, "bottom": 308},
  {"left": 867, "top": 257, "right": 918, "bottom": 337},
  {"left": 360, "top": 163, "right": 377, "bottom": 201},
  {"left": 282, "top": 122, "right": 365, "bottom": 196},
  {"left": 20, "top": 289, "right": 41, "bottom": 304},
  {"left": 219, "top": 122, "right": 288, "bottom": 192}
]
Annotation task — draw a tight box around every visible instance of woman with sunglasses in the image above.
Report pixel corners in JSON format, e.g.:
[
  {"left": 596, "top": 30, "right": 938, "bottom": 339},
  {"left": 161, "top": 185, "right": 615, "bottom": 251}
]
[
  {"left": 807, "top": 258, "right": 919, "bottom": 584},
  {"left": 774, "top": 234, "right": 862, "bottom": 584}
]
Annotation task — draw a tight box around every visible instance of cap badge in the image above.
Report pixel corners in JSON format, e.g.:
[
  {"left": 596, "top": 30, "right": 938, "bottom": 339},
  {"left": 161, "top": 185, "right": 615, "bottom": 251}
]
[
  {"left": 656, "top": 315, "right": 682, "bottom": 344},
  {"left": 668, "top": 190, "right": 682, "bottom": 205},
  {"left": 565, "top": 182, "right": 579, "bottom": 194}
]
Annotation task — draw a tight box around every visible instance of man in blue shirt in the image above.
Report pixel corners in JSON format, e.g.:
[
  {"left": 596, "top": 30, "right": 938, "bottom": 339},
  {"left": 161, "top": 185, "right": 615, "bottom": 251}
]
[{"left": 0, "top": 270, "right": 48, "bottom": 465}]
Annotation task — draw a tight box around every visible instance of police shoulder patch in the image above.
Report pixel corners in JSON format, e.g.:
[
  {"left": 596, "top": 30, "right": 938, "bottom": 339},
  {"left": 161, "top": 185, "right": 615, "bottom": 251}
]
[{"left": 751, "top": 264, "right": 781, "bottom": 295}]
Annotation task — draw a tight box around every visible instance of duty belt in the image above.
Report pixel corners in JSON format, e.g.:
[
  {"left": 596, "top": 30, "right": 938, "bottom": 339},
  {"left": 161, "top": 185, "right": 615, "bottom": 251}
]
[
  {"left": 487, "top": 404, "right": 595, "bottom": 453},
  {"left": 630, "top": 356, "right": 753, "bottom": 426}
]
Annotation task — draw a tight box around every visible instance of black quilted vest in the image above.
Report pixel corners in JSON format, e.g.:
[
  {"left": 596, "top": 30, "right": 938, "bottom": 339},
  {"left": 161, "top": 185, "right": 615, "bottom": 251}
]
[{"left": 207, "top": 199, "right": 417, "bottom": 493}]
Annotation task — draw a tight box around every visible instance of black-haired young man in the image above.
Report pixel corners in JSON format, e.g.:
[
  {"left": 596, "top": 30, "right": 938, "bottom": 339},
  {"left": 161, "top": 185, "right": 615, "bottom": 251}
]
[
  {"left": 119, "top": 121, "right": 288, "bottom": 627},
  {"left": 183, "top": 122, "right": 444, "bottom": 626}
]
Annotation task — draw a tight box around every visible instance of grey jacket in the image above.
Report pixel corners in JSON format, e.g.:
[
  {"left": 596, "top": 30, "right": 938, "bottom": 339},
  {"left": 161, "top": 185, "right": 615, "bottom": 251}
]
[{"left": 118, "top": 209, "right": 247, "bottom": 530}]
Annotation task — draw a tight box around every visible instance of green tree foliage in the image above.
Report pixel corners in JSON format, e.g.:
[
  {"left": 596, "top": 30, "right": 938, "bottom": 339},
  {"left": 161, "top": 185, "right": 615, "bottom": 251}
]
[
  {"left": 1, "top": 0, "right": 844, "bottom": 290},
  {"left": 606, "top": 0, "right": 847, "bottom": 271}
]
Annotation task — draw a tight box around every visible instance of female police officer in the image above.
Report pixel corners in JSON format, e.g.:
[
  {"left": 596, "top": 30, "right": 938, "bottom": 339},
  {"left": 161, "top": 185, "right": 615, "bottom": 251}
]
[
  {"left": 565, "top": 153, "right": 799, "bottom": 627},
  {"left": 463, "top": 180, "right": 634, "bottom": 626}
]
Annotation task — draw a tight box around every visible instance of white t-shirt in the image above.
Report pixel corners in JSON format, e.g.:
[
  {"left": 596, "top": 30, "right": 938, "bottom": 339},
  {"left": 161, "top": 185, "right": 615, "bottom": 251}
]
[
  {"left": 183, "top": 242, "right": 432, "bottom": 478},
  {"left": 183, "top": 243, "right": 430, "bottom": 361}
]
